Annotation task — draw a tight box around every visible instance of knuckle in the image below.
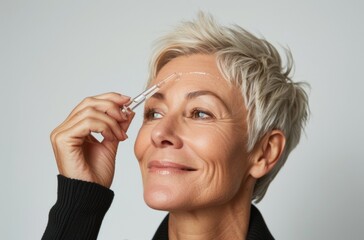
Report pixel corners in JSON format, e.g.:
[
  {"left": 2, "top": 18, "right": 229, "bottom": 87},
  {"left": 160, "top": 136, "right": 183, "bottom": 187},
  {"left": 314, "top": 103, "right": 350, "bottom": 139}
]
[
  {"left": 51, "top": 130, "right": 64, "bottom": 145},
  {"left": 107, "top": 92, "right": 121, "bottom": 97},
  {"left": 83, "top": 96, "right": 93, "bottom": 104},
  {"left": 82, "top": 118, "right": 94, "bottom": 127},
  {"left": 108, "top": 101, "right": 119, "bottom": 109},
  {"left": 50, "top": 129, "right": 57, "bottom": 142},
  {"left": 112, "top": 118, "right": 120, "bottom": 127},
  {"left": 50, "top": 127, "right": 62, "bottom": 143},
  {"left": 105, "top": 116, "right": 116, "bottom": 126},
  {"left": 82, "top": 106, "right": 95, "bottom": 115},
  {"left": 83, "top": 117, "right": 105, "bottom": 130}
]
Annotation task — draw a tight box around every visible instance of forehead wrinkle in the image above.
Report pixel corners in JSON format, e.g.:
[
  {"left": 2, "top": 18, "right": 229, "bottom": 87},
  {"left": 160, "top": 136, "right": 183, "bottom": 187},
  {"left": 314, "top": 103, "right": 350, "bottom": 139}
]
[
  {"left": 186, "top": 90, "right": 231, "bottom": 112},
  {"left": 149, "top": 90, "right": 231, "bottom": 113}
]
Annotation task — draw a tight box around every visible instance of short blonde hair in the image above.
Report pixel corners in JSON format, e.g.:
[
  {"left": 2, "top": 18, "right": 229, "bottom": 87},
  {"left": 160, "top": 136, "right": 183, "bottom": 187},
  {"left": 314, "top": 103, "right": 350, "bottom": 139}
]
[{"left": 148, "top": 12, "right": 310, "bottom": 203}]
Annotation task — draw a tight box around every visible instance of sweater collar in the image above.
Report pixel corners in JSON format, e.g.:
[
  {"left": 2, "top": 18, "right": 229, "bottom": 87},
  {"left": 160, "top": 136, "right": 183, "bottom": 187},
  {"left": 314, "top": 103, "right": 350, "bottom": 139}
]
[{"left": 152, "top": 204, "right": 274, "bottom": 240}]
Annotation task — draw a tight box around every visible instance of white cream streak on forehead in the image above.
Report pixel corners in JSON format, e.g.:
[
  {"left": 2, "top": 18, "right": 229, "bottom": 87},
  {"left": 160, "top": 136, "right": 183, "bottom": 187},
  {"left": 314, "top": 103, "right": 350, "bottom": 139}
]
[{"left": 150, "top": 71, "right": 223, "bottom": 89}]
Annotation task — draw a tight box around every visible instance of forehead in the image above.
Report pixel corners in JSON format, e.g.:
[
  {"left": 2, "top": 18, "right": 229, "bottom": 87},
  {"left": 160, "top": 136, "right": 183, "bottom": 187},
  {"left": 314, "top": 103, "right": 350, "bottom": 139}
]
[
  {"left": 148, "top": 55, "right": 243, "bottom": 107},
  {"left": 154, "top": 72, "right": 227, "bottom": 90},
  {"left": 157, "top": 54, "right": 223, "bottom": 79},
  {"left": 151, "top": 54, "right": 230, "bottom": 92}
]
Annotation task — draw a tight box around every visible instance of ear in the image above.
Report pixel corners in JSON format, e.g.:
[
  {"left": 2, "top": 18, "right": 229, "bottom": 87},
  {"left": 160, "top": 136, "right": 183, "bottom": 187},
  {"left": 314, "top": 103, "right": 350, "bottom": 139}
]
[{"left": 249, "top": 130, "right": 286, "bottom": 179}]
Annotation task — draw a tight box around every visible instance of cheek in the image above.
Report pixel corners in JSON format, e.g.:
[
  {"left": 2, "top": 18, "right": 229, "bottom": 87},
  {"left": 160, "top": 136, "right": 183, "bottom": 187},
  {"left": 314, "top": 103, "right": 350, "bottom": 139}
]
[
  {"left": 188, "top": 123, "right": 247, "bottom": 179},
  {"left": 186, "top": 123, "right": 249, "bottom": 208},
  {"left": 134, "top": 126, "right": 149, "bottom": 162},
  {"left": 190, "top": 123, "right": 245, "bottom": 161}
]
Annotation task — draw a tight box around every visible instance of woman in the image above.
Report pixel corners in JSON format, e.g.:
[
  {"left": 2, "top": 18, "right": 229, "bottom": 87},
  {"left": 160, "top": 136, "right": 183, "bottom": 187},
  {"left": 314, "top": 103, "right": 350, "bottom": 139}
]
[{"left": 43, "top": 13, "right": 309, "bottom": 240}]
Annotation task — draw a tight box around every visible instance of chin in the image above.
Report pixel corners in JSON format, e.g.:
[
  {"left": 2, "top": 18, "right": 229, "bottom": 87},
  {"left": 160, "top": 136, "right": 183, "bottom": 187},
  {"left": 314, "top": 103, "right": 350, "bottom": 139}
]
[{"left": 143, "top": 185, "right": 191, "bottom": 211}]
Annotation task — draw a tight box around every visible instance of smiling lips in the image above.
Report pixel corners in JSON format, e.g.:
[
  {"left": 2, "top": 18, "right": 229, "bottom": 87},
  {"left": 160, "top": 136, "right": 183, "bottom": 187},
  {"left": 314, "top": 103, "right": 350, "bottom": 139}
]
[{"left": 148, "top": 160, "right": 197, "bottom": 174}]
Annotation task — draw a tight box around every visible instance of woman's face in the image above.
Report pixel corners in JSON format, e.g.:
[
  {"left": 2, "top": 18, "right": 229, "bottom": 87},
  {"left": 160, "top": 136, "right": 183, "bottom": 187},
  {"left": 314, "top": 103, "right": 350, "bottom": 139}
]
[{"left": 134, "top": 54, "right": 251, "bottom": 211}]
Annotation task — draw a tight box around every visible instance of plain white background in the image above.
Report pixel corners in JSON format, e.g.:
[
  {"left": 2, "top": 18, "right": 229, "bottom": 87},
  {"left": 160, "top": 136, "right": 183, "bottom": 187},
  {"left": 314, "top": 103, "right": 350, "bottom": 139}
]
[{"left": 1, "top": 0, "right": 363, "bottom": 239}]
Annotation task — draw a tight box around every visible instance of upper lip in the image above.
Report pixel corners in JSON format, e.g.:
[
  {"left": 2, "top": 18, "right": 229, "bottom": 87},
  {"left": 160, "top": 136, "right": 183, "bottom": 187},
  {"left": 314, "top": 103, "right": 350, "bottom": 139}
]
[{"left": 148, "top": 160, "right": 197, "bottom": 171}]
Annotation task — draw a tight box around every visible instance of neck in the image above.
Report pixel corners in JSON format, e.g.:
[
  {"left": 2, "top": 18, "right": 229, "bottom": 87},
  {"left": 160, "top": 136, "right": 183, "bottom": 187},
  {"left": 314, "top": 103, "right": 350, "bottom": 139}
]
[{"left": 168, "top": 189, "right": 252, "bottom": 240}]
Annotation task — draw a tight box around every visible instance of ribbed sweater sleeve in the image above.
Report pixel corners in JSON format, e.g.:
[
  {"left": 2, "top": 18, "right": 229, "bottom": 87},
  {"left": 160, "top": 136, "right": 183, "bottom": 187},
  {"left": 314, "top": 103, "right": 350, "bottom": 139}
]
[{"left": 42, "top": 175, "right": 114, "bottom": 240}]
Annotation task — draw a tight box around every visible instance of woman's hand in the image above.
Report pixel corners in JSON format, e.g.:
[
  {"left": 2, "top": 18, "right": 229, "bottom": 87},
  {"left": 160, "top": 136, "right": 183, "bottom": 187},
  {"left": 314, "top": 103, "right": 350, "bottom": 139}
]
[{"left": 50, "top": 92, "right": 134, "bottom": 188}]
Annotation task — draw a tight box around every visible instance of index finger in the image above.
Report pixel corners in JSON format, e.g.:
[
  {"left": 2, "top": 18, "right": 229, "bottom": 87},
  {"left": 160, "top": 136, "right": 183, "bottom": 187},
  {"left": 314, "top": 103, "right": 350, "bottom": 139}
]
[
  {"left": 63, "top": 92, "right": 131, "bottom": 126},
  {"left": 93, "top": 92, "right": 130, "bottom": 103}
]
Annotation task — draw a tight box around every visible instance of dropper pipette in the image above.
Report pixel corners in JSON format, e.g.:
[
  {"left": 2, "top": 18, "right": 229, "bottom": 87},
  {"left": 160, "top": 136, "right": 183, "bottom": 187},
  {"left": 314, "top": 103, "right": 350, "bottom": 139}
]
[{"left": 121, "top": 72, "right": 178, "bottom": 113}]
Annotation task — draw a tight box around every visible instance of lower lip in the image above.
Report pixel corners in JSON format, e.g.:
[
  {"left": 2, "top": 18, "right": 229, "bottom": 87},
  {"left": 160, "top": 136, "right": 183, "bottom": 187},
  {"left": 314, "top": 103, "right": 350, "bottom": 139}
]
[{"left": 148, "top": 167, "right": 196, "bottom": 175}]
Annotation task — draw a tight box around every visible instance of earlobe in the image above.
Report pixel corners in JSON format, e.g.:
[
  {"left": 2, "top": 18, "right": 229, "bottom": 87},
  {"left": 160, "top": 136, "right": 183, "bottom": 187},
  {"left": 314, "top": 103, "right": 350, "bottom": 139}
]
[{"left": 249, "top": 130, "right": 286, "bottom": 179}]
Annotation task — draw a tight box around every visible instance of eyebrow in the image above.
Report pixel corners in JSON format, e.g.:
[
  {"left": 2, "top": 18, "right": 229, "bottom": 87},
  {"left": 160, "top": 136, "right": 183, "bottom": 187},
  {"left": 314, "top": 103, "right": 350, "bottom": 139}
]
[{"left": 151, "top": 90, "right": 230, "bottom": 111}]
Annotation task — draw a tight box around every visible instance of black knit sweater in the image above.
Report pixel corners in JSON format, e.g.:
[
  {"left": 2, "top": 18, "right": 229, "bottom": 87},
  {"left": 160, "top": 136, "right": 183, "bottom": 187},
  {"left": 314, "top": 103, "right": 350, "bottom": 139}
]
[{"left": 42, "top": 175, "right": 274, "bottom": 240}]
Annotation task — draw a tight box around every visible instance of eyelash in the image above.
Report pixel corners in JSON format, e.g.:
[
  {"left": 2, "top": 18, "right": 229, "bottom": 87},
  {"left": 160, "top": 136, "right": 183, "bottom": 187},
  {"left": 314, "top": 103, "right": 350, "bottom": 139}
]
[
  {"left": 144, "top": 108, "right": 161, "bottom": 120},
  {"left": 144, "top": 108, "right": 215, "bottom": 121},
  {"left": 190, "top": 108, "right": 214, "bottom": 119}
]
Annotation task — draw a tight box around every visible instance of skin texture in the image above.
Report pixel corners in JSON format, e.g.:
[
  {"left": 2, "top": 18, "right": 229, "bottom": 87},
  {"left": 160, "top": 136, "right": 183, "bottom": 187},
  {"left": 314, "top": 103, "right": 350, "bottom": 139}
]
[
  {"left": 51, "top": 53, "right": 286, "bottom": 240},
  {"left": 134, "top": 54, "right": 287, "bottom": 239},
  {"left": 135, "top": 55, "right": 250, "bottom": 211},
  {"left": 50, "top": 92, "right": 134, "bottom": 188}
]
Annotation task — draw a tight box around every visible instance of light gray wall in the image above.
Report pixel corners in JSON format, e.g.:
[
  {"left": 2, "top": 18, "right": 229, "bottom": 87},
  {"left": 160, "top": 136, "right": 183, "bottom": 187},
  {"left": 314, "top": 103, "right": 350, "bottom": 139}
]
[{"left": 1, "top": 0, "right": 363, "bottom": 239}]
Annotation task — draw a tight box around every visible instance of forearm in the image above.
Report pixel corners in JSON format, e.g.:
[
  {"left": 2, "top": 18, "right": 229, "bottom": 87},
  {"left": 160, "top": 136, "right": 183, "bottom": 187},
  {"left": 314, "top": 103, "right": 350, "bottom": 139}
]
[{"left": 42, "top": 175, "right": 114, "bottom": 240}]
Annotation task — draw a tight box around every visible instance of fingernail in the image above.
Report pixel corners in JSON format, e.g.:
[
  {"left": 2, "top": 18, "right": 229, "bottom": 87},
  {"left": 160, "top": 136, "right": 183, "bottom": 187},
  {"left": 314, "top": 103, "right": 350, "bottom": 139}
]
[
  {"left": 120, "top": 109, "right": 129, "bottom": 120},
  {"left": 122, "top": 131, "right": 128, "bottom": 139}
]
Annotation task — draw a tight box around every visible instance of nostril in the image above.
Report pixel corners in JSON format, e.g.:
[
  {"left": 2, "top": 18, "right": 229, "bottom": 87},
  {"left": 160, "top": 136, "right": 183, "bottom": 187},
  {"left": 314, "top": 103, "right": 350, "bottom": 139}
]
[
  {"left": 161, "top": 140, "right": 173, "bottom": 145},
  {"left": 151, "top": 124, "right": 183, "bottom": 148}
]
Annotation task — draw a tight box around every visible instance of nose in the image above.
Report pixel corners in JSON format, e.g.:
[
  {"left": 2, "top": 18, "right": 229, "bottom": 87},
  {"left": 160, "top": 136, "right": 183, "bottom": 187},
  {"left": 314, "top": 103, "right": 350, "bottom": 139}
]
[{"left": 151, "top": 116, "right": 183, "bottom": 149}]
